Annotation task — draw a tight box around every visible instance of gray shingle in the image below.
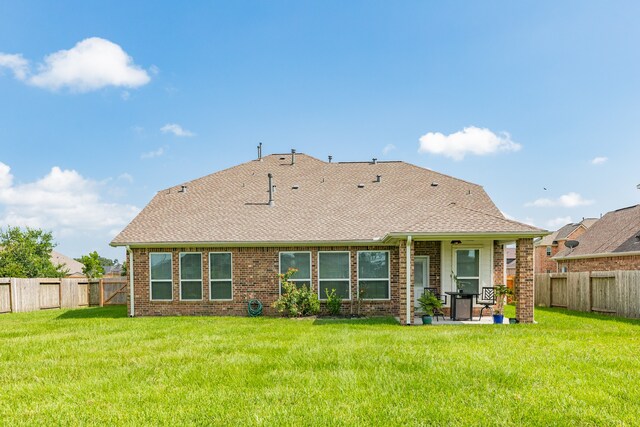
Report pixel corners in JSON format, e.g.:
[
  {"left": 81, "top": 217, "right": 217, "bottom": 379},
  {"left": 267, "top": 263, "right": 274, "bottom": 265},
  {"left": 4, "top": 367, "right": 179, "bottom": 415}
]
[{"left": 111, "top": 153, "right": 545, "bottom": 245}]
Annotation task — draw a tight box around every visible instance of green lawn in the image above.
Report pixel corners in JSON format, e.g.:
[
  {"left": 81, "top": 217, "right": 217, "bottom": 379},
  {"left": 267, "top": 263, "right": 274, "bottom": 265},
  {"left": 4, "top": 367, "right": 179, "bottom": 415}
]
[{"left": 1, "top": 306, "right": 640, "bottom": 426}]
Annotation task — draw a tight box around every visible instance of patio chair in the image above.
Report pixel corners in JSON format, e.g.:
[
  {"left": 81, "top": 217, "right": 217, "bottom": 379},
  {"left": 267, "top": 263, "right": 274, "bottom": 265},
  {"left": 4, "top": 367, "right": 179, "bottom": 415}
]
[
  {"left": 476, "top": 287, "right": 495, "bottom": 321},
  {"left": 425, "top": 287, "right": 447, "bottom": 321}
]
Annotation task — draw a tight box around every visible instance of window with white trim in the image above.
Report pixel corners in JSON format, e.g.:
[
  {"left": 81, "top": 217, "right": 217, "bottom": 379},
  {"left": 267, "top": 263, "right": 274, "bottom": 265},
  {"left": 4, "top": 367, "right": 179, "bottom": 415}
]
[
  {"left": 455, "top": 249, "right": 480, "bottom": 294},
  {"left": 358, "top": 251, "right": 390, "bottom": 299},
  {"left": 210, "top": 252, "right": 232, "bottom": 300},
  {"left": 318, "top": 252, "right": 350, "bottom": 300},
  {"left": 279, "top": 252, "right": 311, "bottom": 292},
  {"left": 180, "top": 252, "right": 202, "bottom": 300},
  {"left": 546, "top": 246, "right": 552, "bottom": 256},
  {"left": 150, "top": 253, "right": 173, "bottom": 301}
]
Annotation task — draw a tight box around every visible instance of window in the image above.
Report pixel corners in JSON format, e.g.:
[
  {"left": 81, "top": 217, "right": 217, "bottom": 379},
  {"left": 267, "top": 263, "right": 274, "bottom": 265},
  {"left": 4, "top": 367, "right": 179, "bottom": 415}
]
[
  {"left": 318, "top": 252, "right": 350, "bottom": 300},
  {"left": 546, "top": 246, "right": 552, "bottom": 256},
  {"left": 456, "top": 249, "right": 480, "bottom": 294},
  {"left": 210, "top": 252, "right": 232, "bottom": 300},
  {"left": 358, "top": 251, "right": 390, "bottom": 299},
  {"left": 279, "top": 252, "right": 311, "bottom": 292},
  {"left": 561, "top": 266, "right": 568, "bottom": 273},
  {"left": 180, "top": 253, "right": 202, "bottom": 300},
  {"left": 150, "top": 253, "right": 173, "bottom": 301}
]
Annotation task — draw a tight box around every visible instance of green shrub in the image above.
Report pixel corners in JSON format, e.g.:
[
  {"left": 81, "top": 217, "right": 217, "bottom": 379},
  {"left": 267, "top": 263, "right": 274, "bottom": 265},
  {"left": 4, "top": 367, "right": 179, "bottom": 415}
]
[
  {"left": 273, "top": 268, "right": 320, "bottom": 317},
  {"left": 325, "top": 288, "right": 342, "bottom": 316}
]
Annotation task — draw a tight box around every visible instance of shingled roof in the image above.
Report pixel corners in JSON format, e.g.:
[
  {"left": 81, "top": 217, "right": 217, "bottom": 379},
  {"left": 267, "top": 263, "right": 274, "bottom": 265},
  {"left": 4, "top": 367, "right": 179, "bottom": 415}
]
[
  {"left": 555, "top": 205, "right": 640, "bottom": 258},
  {"left": 111, "top": 153, "right": 544, "bottom": 246}
]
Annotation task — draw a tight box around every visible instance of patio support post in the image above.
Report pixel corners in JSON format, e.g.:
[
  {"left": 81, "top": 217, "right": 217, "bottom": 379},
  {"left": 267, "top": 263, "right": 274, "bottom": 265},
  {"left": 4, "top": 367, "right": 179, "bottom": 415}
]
[
  {"left": 399, "top": 237, "right": 414, "bottom": 325},
  {"left": 515, "top": 238, "right": 534, "bottom": 323},
  {"left": 493, "top": 241, "right": 505, "bottom": 286}
]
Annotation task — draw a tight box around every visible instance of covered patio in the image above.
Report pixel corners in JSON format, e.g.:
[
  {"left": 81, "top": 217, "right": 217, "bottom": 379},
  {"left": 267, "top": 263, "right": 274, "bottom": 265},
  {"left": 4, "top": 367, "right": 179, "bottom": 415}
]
[{"left": 394, "top": 236, "right": 536, "bottom": 325}]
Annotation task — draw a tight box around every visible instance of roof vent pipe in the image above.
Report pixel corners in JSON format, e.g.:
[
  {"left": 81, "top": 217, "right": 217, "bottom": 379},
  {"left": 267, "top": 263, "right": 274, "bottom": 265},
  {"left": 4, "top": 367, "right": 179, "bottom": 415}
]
[
  {"left": 372, "top": 158, "right": 377, "bottom": 164},
  {"left": 328, "top": 155, "right": 333, "bottom": 163},
  {"left": 180, "top": 185, "right": 187, "bottom": 193},
  {"left": 268, "top": 173, "right": 274, "bottom": 206},
  {"left": 376, "top": 175, "right": 381, "bottom": 183},
  {"left": 257, "top": 142, "right": 262, "bottom": 161},
  {"left": 291, "top": 149, "right": 296, "bottom": 165}
]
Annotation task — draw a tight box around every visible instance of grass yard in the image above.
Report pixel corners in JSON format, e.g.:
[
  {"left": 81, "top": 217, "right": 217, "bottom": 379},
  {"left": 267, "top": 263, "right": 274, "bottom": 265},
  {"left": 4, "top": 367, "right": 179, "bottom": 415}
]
[{"left": 1, "top": 306, "right": 640, "bottom": 426}]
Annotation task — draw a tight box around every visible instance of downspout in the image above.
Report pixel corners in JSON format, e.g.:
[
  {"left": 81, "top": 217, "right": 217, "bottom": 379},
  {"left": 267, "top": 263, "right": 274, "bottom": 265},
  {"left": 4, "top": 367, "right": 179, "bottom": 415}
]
[
  {"left": 406, "top": 235, "right": 412, "bottom": 325},
  {"left": 127, "top": 245, "right": 134, "bottom": 317}
]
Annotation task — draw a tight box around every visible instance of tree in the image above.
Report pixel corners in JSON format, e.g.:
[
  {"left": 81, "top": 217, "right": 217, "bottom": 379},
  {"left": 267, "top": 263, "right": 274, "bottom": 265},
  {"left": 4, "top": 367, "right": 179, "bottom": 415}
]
[
  {"left": 0, "top": 226, "right": 67, "bottom": 278},
  {"left": 79, "top": 251, "right": 105, "bottom": 280}
]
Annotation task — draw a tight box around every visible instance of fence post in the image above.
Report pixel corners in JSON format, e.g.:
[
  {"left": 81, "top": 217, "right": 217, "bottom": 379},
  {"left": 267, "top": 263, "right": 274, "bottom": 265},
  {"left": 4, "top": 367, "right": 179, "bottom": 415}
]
[{"left": 99, "top": 279, "right": 104, "bottom": 307}]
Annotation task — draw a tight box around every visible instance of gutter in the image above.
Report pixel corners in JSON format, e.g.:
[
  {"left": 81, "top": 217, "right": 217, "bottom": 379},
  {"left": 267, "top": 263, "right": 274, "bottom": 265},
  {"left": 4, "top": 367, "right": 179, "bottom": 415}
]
[
  {"left": 554, "top": 250, "right": 640, "bottom": 261},
  {"left": 127, "top": 245, "right": 134, "bottom": 317},
  {"left": 406, "top": 235, "right": 412, "bottom": 326}
]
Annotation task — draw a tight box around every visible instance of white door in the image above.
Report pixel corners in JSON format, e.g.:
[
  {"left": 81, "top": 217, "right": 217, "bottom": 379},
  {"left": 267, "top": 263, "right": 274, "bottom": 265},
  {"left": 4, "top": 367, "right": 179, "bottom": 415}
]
[{"left": 414, "top": 256, "right": 430, "bottom": 310}]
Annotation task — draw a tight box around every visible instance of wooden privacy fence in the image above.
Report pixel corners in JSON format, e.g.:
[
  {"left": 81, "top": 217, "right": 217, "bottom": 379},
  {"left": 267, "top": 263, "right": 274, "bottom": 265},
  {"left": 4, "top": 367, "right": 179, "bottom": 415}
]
[
  {"left": 89, "top": 278, "right": 128, "bottom": 306},
  {"left": 535, "top": 271, "right": 640, "bottom": 318},
  {"left": 0, "top": 278, "right": 90, "bottom": 314}
]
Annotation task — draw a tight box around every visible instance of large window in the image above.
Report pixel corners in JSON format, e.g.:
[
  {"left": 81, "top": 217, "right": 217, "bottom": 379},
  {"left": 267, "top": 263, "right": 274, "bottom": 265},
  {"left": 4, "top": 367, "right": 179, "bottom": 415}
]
[
  {"left": 279, "top": 252, "right": 311, "bottom": 292},
  {"left": 180, "top": 252, "right": 202, "bottom": 300},
  {"left": 358, "top": 251, "right": 390, "bottom": 299},
  {"left": 318, "top": 252, "right": 350, "bottom": 300},
  {"left": 150, "top": 253, "right": 173, "bottom": 301},
  {"left": 546, "top": 246, "right": 552, "bottom": 256},
  {"left": 210, "top": 252, "right": 232, "bottom": 300},
  {"left": 456, "top": 249, "right": 480, "bottom": 294}
]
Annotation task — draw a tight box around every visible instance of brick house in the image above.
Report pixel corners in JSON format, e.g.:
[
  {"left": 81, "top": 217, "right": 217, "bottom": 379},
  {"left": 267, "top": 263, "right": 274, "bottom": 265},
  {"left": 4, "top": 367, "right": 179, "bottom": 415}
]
[
  {"left": 555, "top": 205, "right": 640, "bottom": 272},
  {"left": 534, "top": 218, "right": 597, "bottom": 273},
  {"left": 111, "top": 151, "right": 546, "bottom": 324}
]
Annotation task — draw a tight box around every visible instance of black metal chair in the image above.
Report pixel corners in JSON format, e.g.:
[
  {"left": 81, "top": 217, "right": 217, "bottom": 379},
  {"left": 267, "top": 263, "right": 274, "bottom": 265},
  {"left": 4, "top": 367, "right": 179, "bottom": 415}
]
[
  {"left": 425, "top": 287, "right": 447, "bottom": 321},
  {"left": 476, "top": 287, "right": 496, "bottom": 320}
]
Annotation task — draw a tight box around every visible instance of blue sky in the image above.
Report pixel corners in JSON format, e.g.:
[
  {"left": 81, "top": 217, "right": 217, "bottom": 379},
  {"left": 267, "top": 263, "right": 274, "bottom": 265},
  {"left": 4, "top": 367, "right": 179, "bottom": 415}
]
[{"left": 1, "top": 1, "right": 639, "bottom": 260}]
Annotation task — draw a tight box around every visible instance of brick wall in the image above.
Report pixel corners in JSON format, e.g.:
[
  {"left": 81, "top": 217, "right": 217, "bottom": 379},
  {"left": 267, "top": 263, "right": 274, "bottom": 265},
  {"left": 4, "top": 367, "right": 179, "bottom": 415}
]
[
  {"left": 515, "top": 238, "right": 534, "bottom": 323},
  {"left": 559, "top": 255, "right": 640, "bottom": 272},
  {"left": 493, "top": 241, "right": 504, "bottom": 286},
  {"left": 130, "top": 245, "right": 400, "bottom": 317}
]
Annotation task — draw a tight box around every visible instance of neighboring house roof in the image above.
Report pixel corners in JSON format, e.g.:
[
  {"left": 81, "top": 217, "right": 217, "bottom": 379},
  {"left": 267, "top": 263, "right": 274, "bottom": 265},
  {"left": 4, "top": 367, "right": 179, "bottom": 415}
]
[
  {"left": 111, "top": 153, "right": 545, "bottom": 246},
  {"left": 555, "top": 205, "right": 640, "bottom": 258},
  {"left": 50, "top": 251, "right": 85, "bottom": 276},
  {"left": 555, "top": 223, "right": 582, "bottom": 240},
  {"left": 505, "top": 247, "right": 516, "bottom": 261},
  {"left": 536, "top": 230, "right": 559, "bottom": 246},
  {"left": 535, "top": 217, "right": 598, "bottom": 246},
  {"left": 103, "top": 264, "right": 123, "bottom": 275}
]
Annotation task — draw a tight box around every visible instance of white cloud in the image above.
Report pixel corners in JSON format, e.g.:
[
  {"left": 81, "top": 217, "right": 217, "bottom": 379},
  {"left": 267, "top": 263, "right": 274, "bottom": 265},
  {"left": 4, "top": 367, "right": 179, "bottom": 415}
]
[
  {"left": 0, "top": 37, "right": 150, "bottom": 92},
  {"left": 0, "top": 162, "right": 139, "bottom": 234},
  {"left": 546, "top": 216, "right": 573, "bottom": 228},
  {"left": 0, "top": 53, "right": 29, "bottom": 80},
  {"left": 117, "top": 173, "right": 134, "bottom": 183},
  {"left": 382, "top": 144, "right": 396, "bottom": 156},
  {"left": 141, "top": 147, "right": 165, "bottom": 159},
  {"left": 161, "top": 123, "right": 195, "bottom": 137},
  {"left": 525, "top": 192, "right": 594, "bottom": 208},
  {"left": 418, "top": 126, "right": 521, "bottom": 161},
  {"left": 501, "top": 211, "right": 537, "bottom": 227},
  {"left": 591, "top": 156, "right": 608, "bottom": 165}
]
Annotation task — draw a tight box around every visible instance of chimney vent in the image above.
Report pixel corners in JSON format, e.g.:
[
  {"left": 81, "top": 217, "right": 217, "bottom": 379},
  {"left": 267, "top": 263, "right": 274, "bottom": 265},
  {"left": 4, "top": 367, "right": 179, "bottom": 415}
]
[
  {"left": 179, "top": 185, "right": 187, "bottom": 193},
  {"left": 268, "top": 173, "right": 274, "bottom": 207},
  {"left": 291, "top": 149, "right": 296, "bottom": 165},
  {"left": 358, "top": 183, "right": 365, "bottom": 188},
  {"left": 372, "top": 158, "right": 378, "bottom": 164},
  {"left": 257, "top": 142, "right": 262, "bottom": 160},
  {"left": 431, "top": 182, "right": 438, "bottom": 187},
  {"left": 328, "top": 155, "right": 333, "bottom": 163},
  {"left": 376, "top": 175, "right": 381, "bottom": 183}
]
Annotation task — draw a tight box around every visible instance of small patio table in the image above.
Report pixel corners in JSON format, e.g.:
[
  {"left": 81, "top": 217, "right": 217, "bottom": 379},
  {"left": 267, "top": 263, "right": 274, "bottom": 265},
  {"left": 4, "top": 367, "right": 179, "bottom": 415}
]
[{"left": 445, "top": 291, "right": 480, "bottom": 321}]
